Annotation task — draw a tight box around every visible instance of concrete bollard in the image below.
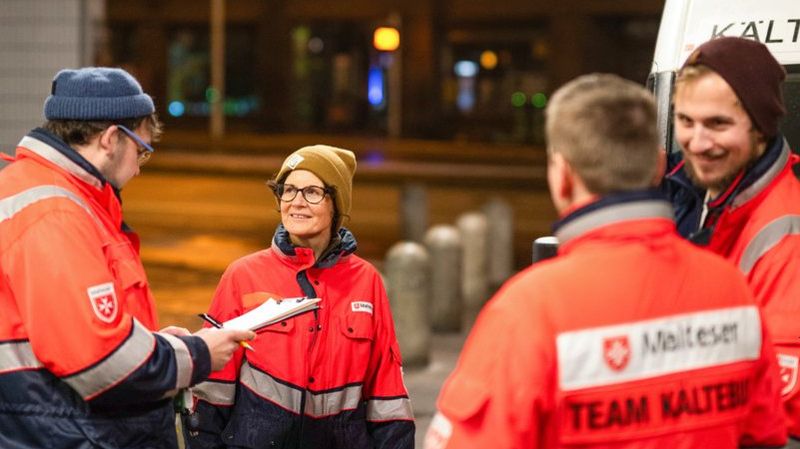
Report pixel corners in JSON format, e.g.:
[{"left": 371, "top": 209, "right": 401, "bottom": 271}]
[
  {"left": 424, "top": 225, "right": 462, "bottom": 333},
  {"left": 482, "top": 198, "right": 514, "bottom": 291},
  {"left": 532, "top": 236, "right": 559, "bottom": 263},
  {"left": 400, "top": 183, "right": 428, "bottom": 242},
  {"left": 456, "top": 211, "right": 489, "bottom": 331},
  {"left": 384, "top": 241, "right": 431, "bottom": 368}
]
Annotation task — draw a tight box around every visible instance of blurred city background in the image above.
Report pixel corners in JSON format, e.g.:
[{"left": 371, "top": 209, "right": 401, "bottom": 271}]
[{"left": 1, "top": 0, "right": 665, "bottom": 443}]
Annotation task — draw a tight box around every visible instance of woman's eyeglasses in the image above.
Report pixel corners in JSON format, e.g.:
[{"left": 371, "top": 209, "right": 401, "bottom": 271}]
[{"left": 275, "top": 184, "right": 331, "bottom": 204}]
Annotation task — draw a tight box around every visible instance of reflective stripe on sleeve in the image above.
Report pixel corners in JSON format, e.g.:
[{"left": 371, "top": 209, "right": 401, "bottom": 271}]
[
  {"left": 739, "top": 215, "right": 800, "bottom": 275},
  {"left": 0, "top": 185, "right": 94, "bottom": 224},
  {"left": 0, "top": 340, "right": 44, "bottom": 373},
  {"left": 367, "top": 396, "right": 415, "bottom": 421},
  {"left": 305, "top": 383, "right": 363, "bottom": 418},
  {"left": 192, "top": 379, "right": 237, "bottom": 406},
  {"left": 240, "top": 362, "right": 303, "bottom": 414},
  {"left": 156, "top": 333, "right": 194, "bottom": 396},
  {"left": 63, "top": 319, "right": 156, "bottom": 400}
]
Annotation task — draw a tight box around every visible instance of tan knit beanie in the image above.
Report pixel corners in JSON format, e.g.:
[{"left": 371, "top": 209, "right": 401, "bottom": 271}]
[{"left": 275, "top": 145, "right": 357, "bottom": 230}]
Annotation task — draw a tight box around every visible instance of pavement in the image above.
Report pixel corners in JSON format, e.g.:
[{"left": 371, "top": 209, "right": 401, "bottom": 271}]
[{"left": 404, "top": 332, "right": 466, "bottom": 448}]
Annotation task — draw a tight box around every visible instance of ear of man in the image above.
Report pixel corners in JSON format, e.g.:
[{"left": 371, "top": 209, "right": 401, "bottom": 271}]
[
  {"left": 549, "top": 151, "right": 578, "bottom": 213},
  {"left": 98, "top": 125, "right": 122, "bottom": 154}
]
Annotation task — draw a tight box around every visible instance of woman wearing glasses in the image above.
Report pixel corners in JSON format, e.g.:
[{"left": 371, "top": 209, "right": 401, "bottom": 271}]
[{"left": 186, "top": 145, "right": 414, "bottom": 449}]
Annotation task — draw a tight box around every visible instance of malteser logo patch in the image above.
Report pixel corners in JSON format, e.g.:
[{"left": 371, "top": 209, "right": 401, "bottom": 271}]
[
  {"left": 88, "top": 282, "right": 118, "bottom": 323},
  {"left": 778, "top": 354, "right": 799, "bottom": 397},
  {"left": 603, "top": 336, "right": 631, "bottom": 371},
  {"left": 286, "top": 154, "right": 304, "bottom": 169},
  {"left": 557, "top": 306, "right": 762, "bottom": 391},
  {"left": 351, "top": 301, "right": 373, "bottom": 314}
]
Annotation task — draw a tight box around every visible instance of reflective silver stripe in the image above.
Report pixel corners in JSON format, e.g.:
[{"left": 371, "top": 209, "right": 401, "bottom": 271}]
[
  {"left": 740, "top": 215, "right": 800, "bottom": 275},
  {"left": 193, "top": 380, "right": 237, "bottom": 406},
  {"left": 63, "top": 319, "right": 155, "bottom": 400},
  {"left": 0, "top": 340, "right": 44, "bottom": 373},
  {"left": 305, "top": 384, "right": 363, "bottom": 418},
  {"left": 367, "top": 397, "right": 414, "bottom": 421},
  {"left": 0, "top": 185, "right": 94, "bottom": 224},
  {"left": 240, "top": 362, "right": 303, "bottom": 414},
  {"left": 19, "top": 136, "right": 102, "bottom": 189},
  {"left": 156, "top": 333, "right": 193, "bottom": 394},
  {"left": 733, "top": 140, "right": 790, "bottom": 209},
  {"left": 555, "top": 200, "right": 673, "bottom": 245}
]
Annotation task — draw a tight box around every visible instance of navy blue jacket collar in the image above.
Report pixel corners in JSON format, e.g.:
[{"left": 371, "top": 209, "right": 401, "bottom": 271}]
[
  {"left": 664, "top": 135, "right": 788, "bottom": 238},
  {"left": 28, "top": 127, "right": 109, "bottom": 188},
  {"left": 272, "top": 224, "right": 358, "bottom": 268}
]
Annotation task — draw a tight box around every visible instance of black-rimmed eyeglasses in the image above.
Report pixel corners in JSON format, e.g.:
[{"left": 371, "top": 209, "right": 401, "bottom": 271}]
[
  {"left": 274, "top": 183, "right": 331, "bottom": 204},
  {"left": 117, "top": 124, "right": 155, "bottom": 166}
]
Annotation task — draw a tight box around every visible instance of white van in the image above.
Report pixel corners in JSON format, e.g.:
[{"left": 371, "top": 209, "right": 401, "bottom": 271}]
[{"left": 649, "top": 0, "right": 800, "bottom": 153}]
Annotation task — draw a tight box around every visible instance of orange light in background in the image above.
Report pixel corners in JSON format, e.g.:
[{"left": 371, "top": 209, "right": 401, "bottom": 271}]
[
  {"left": 373, "top": 27, "right": 400, "bottom": 51},
  {"left": 479, "top": 50, "right": 498, "bottom": 70}
]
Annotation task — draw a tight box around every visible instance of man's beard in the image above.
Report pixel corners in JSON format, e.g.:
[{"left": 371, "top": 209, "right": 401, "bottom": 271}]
[
  {"left": 683, "top": 160, "right": 744, "bottom": 194},
  {"left": 683, "top": 133, "right": 764, "bottom": 196}
]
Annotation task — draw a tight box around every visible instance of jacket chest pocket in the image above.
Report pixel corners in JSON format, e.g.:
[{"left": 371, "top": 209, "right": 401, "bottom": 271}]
[
  {"left": 333, "top": 312, "right": 375, "bottom": 379},
  {"left": 339, "top": 311, "right": 374, "bottom": 341},
  {"left": 258, "top": 318, "right": 295, "bottom": 335}
]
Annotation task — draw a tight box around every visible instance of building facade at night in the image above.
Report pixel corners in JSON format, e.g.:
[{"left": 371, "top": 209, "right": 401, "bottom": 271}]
[{"left": 104, "top": 0, "right": 665, "bottom": 143}]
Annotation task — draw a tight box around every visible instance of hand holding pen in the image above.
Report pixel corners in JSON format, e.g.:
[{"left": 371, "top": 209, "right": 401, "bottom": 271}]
[
  {"left": 194, "top": 317, "right": 256, "bottom": 371},
  {"left": 198, "top": 313, "right": 256, "bottom": 352}
]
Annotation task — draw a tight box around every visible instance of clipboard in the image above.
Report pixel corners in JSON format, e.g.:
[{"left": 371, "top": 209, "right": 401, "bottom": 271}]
[{"left": 222, "top": 296, "right": 321, "bottom": 331}]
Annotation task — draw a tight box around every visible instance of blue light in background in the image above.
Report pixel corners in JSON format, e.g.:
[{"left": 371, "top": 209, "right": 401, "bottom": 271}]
[
  {"left": 454, "top": 60, "right": 478, "bottom": 78},
  {"left": 168, "top": 101, "right": 185, "bottom": 117},
  {"left": 456, "top": 89, "right": 475, "bottom": 112},
  {"left": 363, "top": 150, "right": 385, "bottom": 166},
  {"left": 368, "top": 66, "right": 385, "bottom": 107}
]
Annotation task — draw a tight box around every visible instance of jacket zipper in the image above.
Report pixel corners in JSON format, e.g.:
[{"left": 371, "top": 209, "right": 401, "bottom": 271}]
[{"left": 295, "top": 269, "right": 318, "bottom": 448}]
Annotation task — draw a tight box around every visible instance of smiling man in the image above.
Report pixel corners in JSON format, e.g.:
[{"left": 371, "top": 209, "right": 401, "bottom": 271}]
[{"left": 664, "top": 36, "right": 800, "bottom": 443}]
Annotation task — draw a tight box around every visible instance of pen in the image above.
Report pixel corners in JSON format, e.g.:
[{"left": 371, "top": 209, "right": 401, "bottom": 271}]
[{"left": 197, "top": 313, "right": 255, "bottom": 352}]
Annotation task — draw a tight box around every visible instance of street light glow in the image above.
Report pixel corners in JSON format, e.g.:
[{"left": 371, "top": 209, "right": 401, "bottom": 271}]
[
  {"left": 480, "top": 50, "right": 498, "bottom": 70},
  {"left": 373, "top": 27, "right": 400, "bottom": 51}
]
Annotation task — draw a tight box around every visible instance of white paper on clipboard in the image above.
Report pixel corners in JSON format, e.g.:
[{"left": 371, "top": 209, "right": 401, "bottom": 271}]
[{"left": 223, "top": 297, "right": 321, "bottom": 331}]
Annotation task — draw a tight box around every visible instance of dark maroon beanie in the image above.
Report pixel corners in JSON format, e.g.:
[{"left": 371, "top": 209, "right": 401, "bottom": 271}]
[{"left": 681, "top": 37, "right": 786, "bottom": 138}]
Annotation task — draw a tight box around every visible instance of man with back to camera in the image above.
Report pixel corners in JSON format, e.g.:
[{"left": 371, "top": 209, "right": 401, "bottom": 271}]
[
  {"left": 0, "top": 67, "right": 253, "bottom": 449},
  {"left": 663, "top": 36, "right": 800, "bottom": 443},
  {"left": 423, "top": 73, "right": 787, "bottom": 448}
]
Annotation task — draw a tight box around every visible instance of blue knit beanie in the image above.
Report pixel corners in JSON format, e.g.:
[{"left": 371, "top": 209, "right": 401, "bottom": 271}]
[{"left": 44, "top": 67, "right": 155, "bottom": 121}]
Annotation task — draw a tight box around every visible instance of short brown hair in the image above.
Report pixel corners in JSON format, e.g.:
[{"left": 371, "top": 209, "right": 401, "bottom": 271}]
[
  {"left": 43, "top": 113, "right": 163, "bottom": 147},
  {"left": 546, "top": 73, "right": 658, "bottom": 194}
]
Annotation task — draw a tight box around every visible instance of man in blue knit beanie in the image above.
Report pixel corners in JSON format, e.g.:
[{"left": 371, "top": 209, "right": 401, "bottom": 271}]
[{"left": 0, "top": 68, "right": 254, "bottom": 449}]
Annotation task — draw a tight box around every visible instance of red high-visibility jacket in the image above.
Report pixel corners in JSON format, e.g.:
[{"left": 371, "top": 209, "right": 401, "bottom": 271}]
[
  {"left": 425, "top": 192, "right": 786, "bottom": 449},
  {"left": 186, "top": 226, "right": 414, "bottom": 449},
  {"left": 667, "top": 137, "right": 800, "bottom": 436},
  {"left": 0, "top": 129, "right": 211, "bottom": 449}
]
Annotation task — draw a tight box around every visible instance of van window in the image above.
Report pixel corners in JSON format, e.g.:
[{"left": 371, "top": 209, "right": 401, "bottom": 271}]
[{"left": 782, "top": 65, "right": 800, "bottom": 151}]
